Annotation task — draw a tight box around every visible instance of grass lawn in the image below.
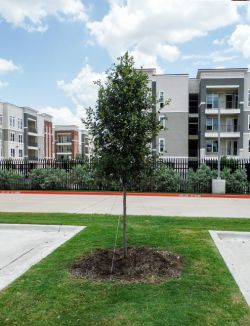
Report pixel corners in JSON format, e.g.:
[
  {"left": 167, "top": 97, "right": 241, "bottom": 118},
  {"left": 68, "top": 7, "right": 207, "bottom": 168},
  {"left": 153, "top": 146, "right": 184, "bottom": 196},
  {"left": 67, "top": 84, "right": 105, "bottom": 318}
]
[{"left": 0, "top": 213, "right": 249, "bottom": 326}]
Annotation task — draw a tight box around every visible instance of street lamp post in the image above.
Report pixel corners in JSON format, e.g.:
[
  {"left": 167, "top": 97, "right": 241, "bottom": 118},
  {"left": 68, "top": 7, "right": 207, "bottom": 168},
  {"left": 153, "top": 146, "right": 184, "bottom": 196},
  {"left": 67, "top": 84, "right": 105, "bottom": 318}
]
[
  {"left": 212, "top": 101, "right": 225, "bottom": 194},
  {"left": 217, "top": 105, "right": 221, "bottom": 179}
]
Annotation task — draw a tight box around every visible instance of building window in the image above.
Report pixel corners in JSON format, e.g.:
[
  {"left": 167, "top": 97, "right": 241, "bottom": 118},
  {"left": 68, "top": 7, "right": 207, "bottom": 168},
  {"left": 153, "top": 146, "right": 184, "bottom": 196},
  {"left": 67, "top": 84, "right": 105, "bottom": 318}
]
[
  {"left": 248, "top": 90, "right": 250, "bottom": 107},
  {"left": 58, "top": 135, "right": 71, "bottom": 143},
  {"left": 159, "top": 115, "right": 165, "bottom": 128},
  {"left": 206, "top": 118, "right": 218, "bottom": 131},
  {"left": 0, "top": 114, "right": 2, "bottom": 126},
  {"left": 248, "top": 115, "right": 250, "bottom": 130},
  {"left": 206, "top": 140, "right": 218, "bottom": 153},
  {"left": 10, "top": 149, "right": 15, "bottom": 157},
  {"left": 249, "top": 140, "right": 250, "bottom": 152},
  {"left": 159, "top": 91, "right": 164, "bottom": 102},
  {"left": 10, "top": 133, "right": 15, "bottom": 142},
  {"left": 9, "top": 116, "right": 12, "bottom": 127},
  {"left": 18, "top": 134, "right": 23, "bottom": 143},
  {"left": 206, "top": 94, "right": 219, "bottom": 109},
  {"left": 159, "top": 138, "right": 165, "bottom": 153},
  {"left": 18, "top": 118, "right": 23, "bottom": 129},
  {"left": 19, "top": 149, "right": 23, "bottom": 158}
]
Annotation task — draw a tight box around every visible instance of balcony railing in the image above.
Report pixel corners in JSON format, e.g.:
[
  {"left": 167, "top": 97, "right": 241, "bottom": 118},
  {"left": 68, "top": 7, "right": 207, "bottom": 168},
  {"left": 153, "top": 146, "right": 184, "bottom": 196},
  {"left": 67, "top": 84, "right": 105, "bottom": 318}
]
[
  {"left": 206, "top": 146, "right": 238, "bottom": 156},
  {"left": 206, "top": 124, "right": 240, "bottom": 133},
  {"left": 206, "top": 105, "right": 239, "bottom": 110},
  {"left": 28, "top": 142, "right": 38, "bottom": 147},
  {"left": 28, "top": 127, "right": 37, "bottom": 134}
]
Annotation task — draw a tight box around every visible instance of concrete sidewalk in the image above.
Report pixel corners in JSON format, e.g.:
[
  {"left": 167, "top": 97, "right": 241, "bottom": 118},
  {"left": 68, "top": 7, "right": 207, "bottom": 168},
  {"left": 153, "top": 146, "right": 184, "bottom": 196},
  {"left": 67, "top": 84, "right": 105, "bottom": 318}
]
[
  {"left": 0, "top": 224, "right": 85, "bottom": 291},
  {"left": 0, "top": 193, "right": 250, "bottom": 218}
]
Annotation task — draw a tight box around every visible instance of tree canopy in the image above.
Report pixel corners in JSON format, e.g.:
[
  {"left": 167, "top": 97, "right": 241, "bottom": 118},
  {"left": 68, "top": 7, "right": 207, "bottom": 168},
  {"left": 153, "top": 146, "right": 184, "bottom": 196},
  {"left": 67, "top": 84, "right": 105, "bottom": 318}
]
[{"left": 85, "top": 52, "right": 161, "bottom": 187}]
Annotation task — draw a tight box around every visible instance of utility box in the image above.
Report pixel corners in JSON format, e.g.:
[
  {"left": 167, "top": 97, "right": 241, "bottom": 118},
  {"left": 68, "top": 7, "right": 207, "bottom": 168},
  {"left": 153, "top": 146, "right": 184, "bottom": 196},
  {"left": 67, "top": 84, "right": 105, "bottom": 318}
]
[{"left": 212, "top": 179, "right": 226, "bottom": 194}]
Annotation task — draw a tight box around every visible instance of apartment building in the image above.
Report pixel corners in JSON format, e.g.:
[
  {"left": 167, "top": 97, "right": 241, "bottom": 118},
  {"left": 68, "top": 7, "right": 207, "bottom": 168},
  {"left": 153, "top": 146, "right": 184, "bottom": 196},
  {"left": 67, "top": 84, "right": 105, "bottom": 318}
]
[
  {"left": 147, "top": 67, "right": 250, "bottom": 159},
  {"left": 54, "top": 126, "right": 92, "bottom": 160},
  {"left": 0, "top": 103, "right": 53, "bottom": 159},
  {"left": 54, "top": 125, "right": 80, "bottom": 160}
]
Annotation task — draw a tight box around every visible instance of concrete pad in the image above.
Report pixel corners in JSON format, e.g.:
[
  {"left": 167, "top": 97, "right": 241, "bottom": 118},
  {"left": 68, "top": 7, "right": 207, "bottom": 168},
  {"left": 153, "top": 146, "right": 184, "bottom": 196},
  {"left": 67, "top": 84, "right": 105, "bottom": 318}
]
[
  {"left": 210, "top": 230, "right": 250, "bottom": 306},
  {"left": 0, "top": 224, "right": 85, "bottom": 291}
]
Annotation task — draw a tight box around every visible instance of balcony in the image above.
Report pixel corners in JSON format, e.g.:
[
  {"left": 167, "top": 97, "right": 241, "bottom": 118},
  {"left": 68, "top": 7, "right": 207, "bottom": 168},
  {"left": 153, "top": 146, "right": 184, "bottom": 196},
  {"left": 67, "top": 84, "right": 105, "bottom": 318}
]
[
  {"left": 205, "top": 93, "right": 240, "bottom": 114},
  {"left": 205, "top": 124, "right": 240, "bottom": 138}
]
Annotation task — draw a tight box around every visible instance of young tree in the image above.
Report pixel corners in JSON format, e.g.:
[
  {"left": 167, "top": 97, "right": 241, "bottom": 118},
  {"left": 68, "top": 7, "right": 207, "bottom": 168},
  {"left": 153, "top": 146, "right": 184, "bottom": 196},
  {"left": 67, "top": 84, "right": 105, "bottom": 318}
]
[{"left": 85, "top": 53, "right": 162, "bottom": 256}]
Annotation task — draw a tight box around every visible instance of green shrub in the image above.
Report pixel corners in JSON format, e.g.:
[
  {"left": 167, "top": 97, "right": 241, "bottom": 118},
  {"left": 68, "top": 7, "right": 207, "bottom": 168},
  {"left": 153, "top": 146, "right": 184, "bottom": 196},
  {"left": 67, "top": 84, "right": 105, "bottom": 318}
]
[
  {"left": 70, "top": 164, "right": 95, "bottom": 189},
  {"left": 29, "top": 168, "right": 51, "bottom": 189},
  {"left": 221, "top": 168, "right": 248, "bottom": 194},
  {"left": 154, "top": 165, "right": 181, "bottom": 192},
  {"left": 29, "top": 168, "right": 68, "bottom": 190},
  {"left": 0, "top": 169, "right": 23, "bottom": 189},
  {"left": 186, "top": 164, "right": 217, "bottom": 193},
  {"left": 42, "top": 169, "right": 68, "bottom": 190}
]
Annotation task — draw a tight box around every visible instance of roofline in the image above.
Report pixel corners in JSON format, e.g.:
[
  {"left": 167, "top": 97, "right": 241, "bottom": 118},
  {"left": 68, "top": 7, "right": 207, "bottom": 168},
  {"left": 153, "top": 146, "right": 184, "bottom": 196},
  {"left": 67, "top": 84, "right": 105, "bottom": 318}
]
[
  {"left": 54, "top": 125, "right": 79, "bottom": 128},
  {"left": 197, "top": 68, "right": 248, "bottom": 79},
  {"left": 155, "top": 73, "right": 189, "bottom": 77}
]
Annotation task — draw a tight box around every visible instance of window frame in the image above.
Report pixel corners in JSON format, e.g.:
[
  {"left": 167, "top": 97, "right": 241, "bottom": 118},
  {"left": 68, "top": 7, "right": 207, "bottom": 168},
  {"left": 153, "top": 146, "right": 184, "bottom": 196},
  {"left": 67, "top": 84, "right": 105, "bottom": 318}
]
[
  {"left": 206, "top": 139, "right": 218, "bottom": 154},
  {"left": 159, "top": 138, "right": 165, "bottom": 153},
  {"left": 10, "top": 148, "right": 15, "bottom": 157},
  {"left": 159, "top": 115, "right": 165, "bottom": 128},
  {"left": 206, "top": 117, "right": 218, "bottom": 131},
  {"left": 10, "top": 132, "right": 15, "bottom": 142},
  {"left": 159, "top": 91, "right": 164, "bottom": 103}
]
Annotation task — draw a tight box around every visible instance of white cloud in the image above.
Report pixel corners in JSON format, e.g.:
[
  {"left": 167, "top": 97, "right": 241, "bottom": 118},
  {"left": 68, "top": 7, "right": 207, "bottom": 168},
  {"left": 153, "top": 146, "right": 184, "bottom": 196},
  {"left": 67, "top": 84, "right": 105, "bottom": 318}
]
[
  {"left": 0, "top": 80, "right": 8, "bottom": 88},
  {"left": 55, "top": 64, "right": 106, "bottom": 126},
  {"left": 38, "top": 106, "right": 85, "bottom": 127},
  {"left": 0, "top": 0, "right": 87, "bottom": 32},
  {"left": 182, "top": 50, "right": 237, "bottom": 64},
  {"left": 57, "top": 64, "right": 105, "bottom": 108},
  {"left": 228, "top": 24, "right": 250, "bottom": 58},
  {"left": 0, "top": 58, "right": 20, "bottom": 73},
  {"left": 87, "top": 0, "right": 240, "bottom": 70},
  {"left": 213, "top": 38, "right": 226, "bottom": 46}
]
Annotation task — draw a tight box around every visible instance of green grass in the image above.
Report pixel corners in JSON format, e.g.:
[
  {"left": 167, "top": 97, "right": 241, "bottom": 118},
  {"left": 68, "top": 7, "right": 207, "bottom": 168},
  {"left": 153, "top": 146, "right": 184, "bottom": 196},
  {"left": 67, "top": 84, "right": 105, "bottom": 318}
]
[{"left": 0, "top": 213, "right": 249, "bottom": 326}]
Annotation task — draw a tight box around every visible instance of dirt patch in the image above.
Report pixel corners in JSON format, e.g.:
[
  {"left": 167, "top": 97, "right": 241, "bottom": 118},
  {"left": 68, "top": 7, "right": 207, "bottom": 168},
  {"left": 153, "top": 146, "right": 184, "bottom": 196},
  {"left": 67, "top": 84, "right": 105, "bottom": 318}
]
[{"left": 70, "top": 247, "right": 183, "bottom": 283}]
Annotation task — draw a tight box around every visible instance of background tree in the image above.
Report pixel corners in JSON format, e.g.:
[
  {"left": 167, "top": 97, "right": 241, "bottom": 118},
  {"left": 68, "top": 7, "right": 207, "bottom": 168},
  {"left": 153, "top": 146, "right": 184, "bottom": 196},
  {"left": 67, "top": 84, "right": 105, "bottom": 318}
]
[{"left": 85, "top": 53, "right": 163, "bottom": 256}]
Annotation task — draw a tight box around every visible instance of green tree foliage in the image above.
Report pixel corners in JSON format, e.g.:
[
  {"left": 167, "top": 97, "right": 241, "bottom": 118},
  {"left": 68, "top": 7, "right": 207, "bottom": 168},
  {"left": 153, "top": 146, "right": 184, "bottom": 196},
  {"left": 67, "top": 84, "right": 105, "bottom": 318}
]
[{"left": 85, "top": 53, "right": 162, "bottom": 255}]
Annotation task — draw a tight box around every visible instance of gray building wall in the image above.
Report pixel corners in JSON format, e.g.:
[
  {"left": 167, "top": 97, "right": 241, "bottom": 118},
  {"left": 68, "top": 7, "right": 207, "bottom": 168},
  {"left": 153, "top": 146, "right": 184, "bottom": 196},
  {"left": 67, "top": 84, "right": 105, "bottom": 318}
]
[
  {"left": 157, "top": 112, "right": 188, "bottom": 157},
  {"left": 154, "top": 74, "right": 189, "bottom": 157}
]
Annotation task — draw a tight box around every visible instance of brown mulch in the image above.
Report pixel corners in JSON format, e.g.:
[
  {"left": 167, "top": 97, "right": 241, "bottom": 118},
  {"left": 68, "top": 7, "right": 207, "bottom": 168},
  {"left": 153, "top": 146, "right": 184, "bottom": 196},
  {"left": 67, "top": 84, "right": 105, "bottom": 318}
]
[{"left": 70, "top": 247, "right": 183, "bottom": 283}]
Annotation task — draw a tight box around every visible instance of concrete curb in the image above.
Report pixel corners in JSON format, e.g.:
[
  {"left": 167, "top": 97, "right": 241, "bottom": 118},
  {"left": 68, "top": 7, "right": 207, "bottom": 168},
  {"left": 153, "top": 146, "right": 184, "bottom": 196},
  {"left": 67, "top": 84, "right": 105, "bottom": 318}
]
[{"left": 0, "top": 190, "right": 250, "bottom": 199}]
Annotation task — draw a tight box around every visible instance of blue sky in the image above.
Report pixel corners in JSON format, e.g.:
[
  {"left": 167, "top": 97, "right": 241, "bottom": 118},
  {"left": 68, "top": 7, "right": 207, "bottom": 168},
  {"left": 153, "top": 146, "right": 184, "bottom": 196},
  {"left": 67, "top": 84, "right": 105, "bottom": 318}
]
[{"left": 0, "top": 0, "right": 249, "bottom": 126}]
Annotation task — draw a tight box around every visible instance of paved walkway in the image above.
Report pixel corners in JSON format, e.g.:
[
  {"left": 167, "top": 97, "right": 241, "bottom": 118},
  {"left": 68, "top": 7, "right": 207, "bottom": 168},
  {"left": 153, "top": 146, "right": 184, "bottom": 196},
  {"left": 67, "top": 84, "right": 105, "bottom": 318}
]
[
  {"left": 0, "top": 192, "right": 250, "bottom": 218},
  {"left": 0, "top": 224, "right": 84, "bottom": 291}
]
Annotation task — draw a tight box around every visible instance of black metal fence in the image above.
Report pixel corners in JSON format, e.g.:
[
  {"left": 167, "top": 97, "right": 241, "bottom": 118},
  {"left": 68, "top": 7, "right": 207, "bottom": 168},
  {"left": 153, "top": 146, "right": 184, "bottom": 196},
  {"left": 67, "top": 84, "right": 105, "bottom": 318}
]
[{"left": 0, "top": 158, "right": 250, "bottom": 193}]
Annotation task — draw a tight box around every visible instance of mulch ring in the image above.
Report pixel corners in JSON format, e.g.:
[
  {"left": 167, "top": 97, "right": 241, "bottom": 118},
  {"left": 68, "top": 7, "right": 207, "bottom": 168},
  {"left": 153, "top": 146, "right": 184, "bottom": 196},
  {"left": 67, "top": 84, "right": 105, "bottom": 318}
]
[{"left": 70, "top": 247, "right": 183, "bottom": 283}]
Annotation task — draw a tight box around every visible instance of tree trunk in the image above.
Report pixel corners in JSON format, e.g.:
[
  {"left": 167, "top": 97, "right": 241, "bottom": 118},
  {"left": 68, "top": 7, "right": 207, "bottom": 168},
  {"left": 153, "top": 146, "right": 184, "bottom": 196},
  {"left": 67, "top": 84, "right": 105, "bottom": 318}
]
[{"left": 122, "top": 184, "right": 128, "bottom": 257}]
